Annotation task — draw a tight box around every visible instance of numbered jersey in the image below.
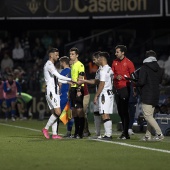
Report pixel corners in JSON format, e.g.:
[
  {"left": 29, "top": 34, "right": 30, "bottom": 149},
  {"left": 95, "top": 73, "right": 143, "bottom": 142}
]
[{"left": 99, "top": 64, "right": 113, "bottom": 93}]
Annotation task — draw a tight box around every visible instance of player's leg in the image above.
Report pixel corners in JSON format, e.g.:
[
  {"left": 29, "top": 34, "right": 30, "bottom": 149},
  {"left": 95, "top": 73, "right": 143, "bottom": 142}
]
[
  {"left": 83, "top": 94, "right": 91, "bottom": 137},
  {"left": 99, "top": 93, "right": 113, "bottom": 140},
  {"left": 42, "top": 89, "right": 61, "bottom": 139},
  {"left": 10, "top": 98, "right": 17, "bottom": 121},
  {"left": 76, "top": 87, "right": 85, "bottom": 138},
  {"left": 70, "top": 87, "right": 80, "bottom": 138},
  {"left": 93, "top": 98, "right": 101, "bottom": 138}
]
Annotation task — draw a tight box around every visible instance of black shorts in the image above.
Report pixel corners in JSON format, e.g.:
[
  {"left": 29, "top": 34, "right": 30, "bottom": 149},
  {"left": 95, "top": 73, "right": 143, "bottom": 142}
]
[{"left": 69, "top": 87, "right": 84, "bottom": 108}]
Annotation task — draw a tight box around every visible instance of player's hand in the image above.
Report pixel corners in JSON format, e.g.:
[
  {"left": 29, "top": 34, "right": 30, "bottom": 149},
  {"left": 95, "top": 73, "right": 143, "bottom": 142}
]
[
  {"left": 77, "top": 91, "right": 82, "bottom": 97},
  {"left": 93, "top": 96, "right": 98, "bottom": 105},
  {"left": 77, "top": 78, "right": 85, "bottom": 85},
  {"left": 70, "top": 79, "right": 76, "bottom": 85}
]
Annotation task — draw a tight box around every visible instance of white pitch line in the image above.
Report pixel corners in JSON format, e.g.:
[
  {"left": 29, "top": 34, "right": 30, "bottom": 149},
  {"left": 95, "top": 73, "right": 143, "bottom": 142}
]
[
  {"left": 0, "top": 123, "right": 41, "bottom": 132},
  {"left": 92, "top": 139, "right": 170, "bottom": 154},
  {"left": 1, "top": 122, "right": 170, "bottom": 154}
]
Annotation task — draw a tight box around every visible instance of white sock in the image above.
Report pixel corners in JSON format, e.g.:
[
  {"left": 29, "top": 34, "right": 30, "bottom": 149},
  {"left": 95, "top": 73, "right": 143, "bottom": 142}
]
[
  {"left": 104, "top": 120, "right": 112, "bottom": 137},
  {"left": 45, "top": 114, "right": 56, "bottom": 130},
  {"left": 52, "top": 121, "right": 58, "bottom": 135},
  {"left": 94, "top": 115, "right": 101, "bottom": 136}
]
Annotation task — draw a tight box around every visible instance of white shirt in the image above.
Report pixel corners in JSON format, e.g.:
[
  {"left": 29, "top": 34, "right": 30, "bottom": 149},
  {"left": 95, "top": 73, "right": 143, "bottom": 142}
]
[
  {"left": 95, "top": 66, "right": 101, "bottom": 92},
  {"left": 44, "top": 60, "right": 71, "bottom": 92},
  {"left": 99, "top": 64, "right": 113, "bottom": 93}
]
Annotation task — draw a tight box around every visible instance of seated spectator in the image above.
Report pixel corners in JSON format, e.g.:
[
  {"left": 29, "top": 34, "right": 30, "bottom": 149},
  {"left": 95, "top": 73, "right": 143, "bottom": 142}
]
[
  {"left": 12, "top": 41, "right": 24, "bottom": 67},
  {"left": 1, "top": 51, "right": 14, "bottom": 73}
]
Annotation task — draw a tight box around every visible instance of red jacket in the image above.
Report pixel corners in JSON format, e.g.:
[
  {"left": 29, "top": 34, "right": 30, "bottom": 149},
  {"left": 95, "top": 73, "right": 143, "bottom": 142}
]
[{"left": 112, "top": 57, "right": 135, "bottom": 89}]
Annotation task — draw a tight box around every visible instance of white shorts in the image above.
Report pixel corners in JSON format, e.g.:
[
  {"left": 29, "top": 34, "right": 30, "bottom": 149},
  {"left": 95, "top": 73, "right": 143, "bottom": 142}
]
[
  {"left": 98, "top": 92, "right": 113, "bottom": 114},
  {"left": 45, "top": 87, "right": 60, "bottom": 110}
]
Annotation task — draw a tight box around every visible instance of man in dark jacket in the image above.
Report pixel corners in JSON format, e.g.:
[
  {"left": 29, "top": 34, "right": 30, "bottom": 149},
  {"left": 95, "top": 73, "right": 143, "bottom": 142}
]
[{"left": 136, "top": 50, "right": 164, "bottom": 141}]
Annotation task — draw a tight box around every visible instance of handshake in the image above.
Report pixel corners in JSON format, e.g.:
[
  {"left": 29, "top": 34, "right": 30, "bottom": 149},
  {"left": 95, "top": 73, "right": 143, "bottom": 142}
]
[{"left": 68, "top": 79, "right": 84, "bottom": 86}]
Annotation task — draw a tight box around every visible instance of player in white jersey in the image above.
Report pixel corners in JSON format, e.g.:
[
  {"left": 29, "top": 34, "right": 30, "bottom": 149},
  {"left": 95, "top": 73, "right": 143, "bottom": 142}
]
[
  {"left": 42, "top": 48, "right": 75, "bottom": 140},
  {"left": 93, "top": 52, "right": 114, "bottom": 140},
  {"left": 78, "top": 51, "right": 114, "bottom": 140},
  {"left": 78, "top": 51, "right": 102, "bottom": 138}
]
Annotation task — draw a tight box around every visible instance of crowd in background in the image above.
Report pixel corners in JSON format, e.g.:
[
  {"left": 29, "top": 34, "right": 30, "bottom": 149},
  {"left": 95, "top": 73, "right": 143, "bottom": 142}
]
[
  {"left": 0, "top": 30, "right": 170, "bottom": 93},
  {"left": 0, "top": 29, "right": 170, "bottom": 120}
]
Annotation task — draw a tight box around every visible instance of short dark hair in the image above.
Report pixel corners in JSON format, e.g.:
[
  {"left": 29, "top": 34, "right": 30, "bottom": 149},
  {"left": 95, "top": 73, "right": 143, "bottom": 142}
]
[
  {"left": 69, "top": 47, "right": 79, "bottom": 55},
  {"left": 48, "top": 48, "right": 59, "bottom": 55},
  {"left": 59, "top": 56, "right": 70, "bottom": 65},
  {"left": 145, "top": 50, "right": 157, "bottom": 58},
  {"left": 115, "top": 45, "right": 127, "bottom": 54},
  {"left": 92, "top": 51, "right": 101, "bottom": 59},
  {"left": 98, "top": 52, "right": 110, "bottom": 59}
]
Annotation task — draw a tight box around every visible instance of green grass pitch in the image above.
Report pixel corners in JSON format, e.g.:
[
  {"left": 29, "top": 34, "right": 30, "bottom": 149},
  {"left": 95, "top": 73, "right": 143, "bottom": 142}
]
[{"left": 0, "top": 119, "right": 170, "bottom": 170}]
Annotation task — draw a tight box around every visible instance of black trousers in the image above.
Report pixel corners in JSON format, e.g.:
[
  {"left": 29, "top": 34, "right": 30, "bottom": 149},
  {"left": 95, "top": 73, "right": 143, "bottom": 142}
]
[{"left": 115, "top": 86, "right": 130, "bottom": 137}]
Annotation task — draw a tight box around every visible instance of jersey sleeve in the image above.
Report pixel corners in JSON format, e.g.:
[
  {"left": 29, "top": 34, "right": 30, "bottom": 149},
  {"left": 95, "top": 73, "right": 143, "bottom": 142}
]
[
  {"left": 128, "top": 60, "right": 135, "bottom": 74},
  {"left": 58, "top": 79, "right": 68, "bottom": 84},
  {"left": 48, "top": 63, "right": 71, "bottom": 81},
  {"left": 99, "top": 69, "right": 106, "bottom": 82},
  {"left": 78, "top": 63, "right": 85, "bottom": 74}
]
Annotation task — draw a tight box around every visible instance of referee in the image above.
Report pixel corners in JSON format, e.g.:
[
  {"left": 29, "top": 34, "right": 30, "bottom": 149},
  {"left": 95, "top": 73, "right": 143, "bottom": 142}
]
[{"left": 69, "top": 47, "right": 85, "bottom": 139}]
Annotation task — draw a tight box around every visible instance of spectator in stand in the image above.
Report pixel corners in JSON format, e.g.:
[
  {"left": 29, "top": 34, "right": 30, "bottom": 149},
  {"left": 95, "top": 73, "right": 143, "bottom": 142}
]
[
  {"left": 12, "top": 40, "right": 24, "bottom": 67},
  {"left": 112, "top": 45, "right": 135, "bottom": 140},
  {"left": 32, "top": 37, "right": 45, "bottom": 60},
  {"left": 0, "top": 38, "right": 5, "bottom": 58},
  {"left": 27, "top": 64, "right": 41, "bottom": 92},
  {"left": 3, "top": 73, "right": 22, "bottom": 121},
  {"left": 1, "top": 51, "right": 14, "bottom": 73},
  {"left": 41, "top": 32, "right": 53, "bottom": 50},
  {"left": 21, "top": 34, "right": 31, "bottom": 62}
]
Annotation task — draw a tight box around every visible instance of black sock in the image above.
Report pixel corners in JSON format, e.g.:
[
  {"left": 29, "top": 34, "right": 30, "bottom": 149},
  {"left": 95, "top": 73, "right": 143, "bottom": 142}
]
[
  {"left": 74, "top": 117, "right": 79, "bottom": 136},
  {"left": 79, "top": 117, "right": 85, "bottom": 137}
]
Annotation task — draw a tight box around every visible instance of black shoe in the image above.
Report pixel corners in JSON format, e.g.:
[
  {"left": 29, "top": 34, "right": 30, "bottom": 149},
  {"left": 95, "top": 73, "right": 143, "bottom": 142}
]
[
  {"left": 101, "top": 135, "right": 112, "bottom": 140},
  {"left": 118, "top": 134, "right": 130, "bottom": 140},
  {"left": 63, "top": 133, "right": 71, "bottom": 138},
  {"left": 71, "top": 134, "right": 83, "bottom": 139},
  {"left": 83, "top": 131, "right": 91, "bottom": 137}
]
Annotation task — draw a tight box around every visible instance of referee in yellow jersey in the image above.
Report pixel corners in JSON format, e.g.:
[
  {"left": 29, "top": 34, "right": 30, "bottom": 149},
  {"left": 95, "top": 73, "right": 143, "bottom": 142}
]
[{"left": 69, "top": 47, "right": 85, "bottom": 139}]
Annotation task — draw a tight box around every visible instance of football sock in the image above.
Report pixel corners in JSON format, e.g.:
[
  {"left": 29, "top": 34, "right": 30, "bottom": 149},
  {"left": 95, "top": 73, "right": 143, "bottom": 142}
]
[
  {"left": 11, "top": 110, "right": 16, "bottom": 117},
  {"left": 52, "top": 121, "right": 58, "bottom": 135},
  {"left": 45, "top": 114, "right": 56, "bottom": 130},
  {"left": 84, "top": 117, "right": 89, "bottom": 133},
  {"left": 94, "top": 115, "right": 101, "bottom": 136},
  {"left": 67, "top": 118, "right": 74, "bottom": 132},
  {"left": 103, "top": 119, "right": 112, "bottom": 137},
  {"left": 79, "top": 117, "right": 85, "bottom": 137},
  {"left": 74, "top": 117, "right": 79, "bottom": 136}
]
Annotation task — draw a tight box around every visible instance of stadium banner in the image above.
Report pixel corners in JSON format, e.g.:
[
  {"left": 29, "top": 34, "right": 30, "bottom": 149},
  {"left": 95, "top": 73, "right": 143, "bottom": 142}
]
[
  {"left": 6, "top": 0, "right": 163, "bottom": 19},
  {"left": 165, "top": 0, "right": 170, "bottom": 16}
]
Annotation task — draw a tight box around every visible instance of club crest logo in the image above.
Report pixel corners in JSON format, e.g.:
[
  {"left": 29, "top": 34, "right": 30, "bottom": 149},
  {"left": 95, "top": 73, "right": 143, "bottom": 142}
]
[{"left": 27, "top": 0, "right": 41, "bottom": 14}]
